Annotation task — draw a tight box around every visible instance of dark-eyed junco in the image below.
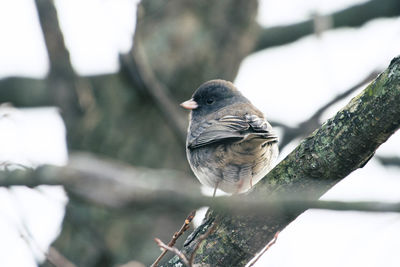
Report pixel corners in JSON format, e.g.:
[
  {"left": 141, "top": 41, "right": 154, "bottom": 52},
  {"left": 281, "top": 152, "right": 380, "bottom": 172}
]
[{"left": 180, "top": 80, "right": 278, "bottom": 195}]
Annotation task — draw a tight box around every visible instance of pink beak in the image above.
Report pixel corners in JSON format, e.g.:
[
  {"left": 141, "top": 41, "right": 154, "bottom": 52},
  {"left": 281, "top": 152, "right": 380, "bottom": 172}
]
[{"left": 180, "top": 98, "right": 198, "bottom": 110}]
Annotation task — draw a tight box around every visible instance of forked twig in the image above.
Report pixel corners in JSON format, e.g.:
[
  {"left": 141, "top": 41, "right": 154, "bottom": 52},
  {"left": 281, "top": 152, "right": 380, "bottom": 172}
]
[
  {"left": 154, "top": 238, "right": 190, "bottom": 266},
  {"left": 153, "top": 220, "right": 217, "bottom": 267},
  {"left": 151, "top": 210, "right": 196, "bottom": 267}
]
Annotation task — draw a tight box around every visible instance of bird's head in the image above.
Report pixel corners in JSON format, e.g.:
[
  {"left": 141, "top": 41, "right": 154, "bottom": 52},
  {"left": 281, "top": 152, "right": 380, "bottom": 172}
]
[{"left": 180, "top": 79, "right": 249, "bottom": 119}]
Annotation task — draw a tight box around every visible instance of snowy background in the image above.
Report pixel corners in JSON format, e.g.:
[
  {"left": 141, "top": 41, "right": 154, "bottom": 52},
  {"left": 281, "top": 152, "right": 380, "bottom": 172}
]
[{"left": 0, "top": 0, "right": 400, "bottom": 266}]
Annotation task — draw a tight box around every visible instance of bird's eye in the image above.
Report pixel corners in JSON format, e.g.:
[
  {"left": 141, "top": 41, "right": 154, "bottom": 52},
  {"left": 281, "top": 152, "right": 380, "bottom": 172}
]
[{"left": 206, "top": 98, "right": 214, "bottom": 105}]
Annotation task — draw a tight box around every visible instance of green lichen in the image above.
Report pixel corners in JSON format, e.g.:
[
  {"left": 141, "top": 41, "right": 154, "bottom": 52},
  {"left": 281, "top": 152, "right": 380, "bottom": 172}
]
[
  {"left": 366, "top": 71, "right": 388, "bottom": 97},
  {"left": 167, "top": 255, "right": 181, "bottom": 265}
]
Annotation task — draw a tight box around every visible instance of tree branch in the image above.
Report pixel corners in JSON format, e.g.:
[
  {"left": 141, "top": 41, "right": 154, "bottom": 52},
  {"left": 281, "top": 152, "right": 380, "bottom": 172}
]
[
  {"left": 46, "top": 246, "right": 78, "bottom": 267},
  {"left": 2, "top": 157, "right": 400, "bottom": 215},
  {"left": 154, "top": 238, "right": 190, "bottom": 267},
  {"left": 188, "top": 221, "right": 217, "bottom": 266},
  {"left": 0, "top": 152, "right": 200, "bottom": 212},
  {"left": 275, "top": 70, "right": 381, "bottom": 149},
  {"left": 253, "top": 0, "right": 400, "bottom": 52},
  {"left": 34, "top": 0, "right": 82, "bottom": 138},
  {"left": 151, "top": 210, "right": 196, "bottom": 267},
  {"left": 34, "top": 0, "right": 74, "bottom": 75},
  {"left": 163, "top": 56, "right": 400, "bottom": 266},
  {"left": 120, "top": 42, "right": 187, "bottom": 144},
  {"left": 247, "top": 231, "right": 279, "bottom": 267},
  {"left": 375, "top": 155, "right": 400, "bottom": 167}
]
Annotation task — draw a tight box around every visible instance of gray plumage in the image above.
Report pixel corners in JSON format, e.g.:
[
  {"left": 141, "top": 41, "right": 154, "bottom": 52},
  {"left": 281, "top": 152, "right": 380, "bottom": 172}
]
[{"left": 182, "top": 80, "right": 278, "bottom": 194}]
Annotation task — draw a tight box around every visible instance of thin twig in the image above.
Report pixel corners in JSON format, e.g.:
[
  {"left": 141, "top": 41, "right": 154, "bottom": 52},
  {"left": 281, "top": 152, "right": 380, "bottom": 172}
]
[
  {"left": 154, "top": 238, "right": 190, "bottom": 267},
  {"left": 151, "top": 210, "right": 196, "bottom": 267},
  {"left": 46, "top": 246, "right": 78, "bottom": 267},
  {"left": 248, "top": 231, "right": 280, "bottom": 267},
  {"left": 309, "top": 70, "right": 380, "bottom": 120},
  {"left": 277, "top": 70, "right": 381, "bottom": 148},
  {"left": 189, "top": 221, "right": 218, "bottom": 266}
]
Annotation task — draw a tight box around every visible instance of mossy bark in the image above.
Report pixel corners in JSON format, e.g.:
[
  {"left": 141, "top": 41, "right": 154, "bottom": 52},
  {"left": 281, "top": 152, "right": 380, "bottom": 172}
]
[{"left": 164, "top": 57, "right": 400, "bottom": 266}]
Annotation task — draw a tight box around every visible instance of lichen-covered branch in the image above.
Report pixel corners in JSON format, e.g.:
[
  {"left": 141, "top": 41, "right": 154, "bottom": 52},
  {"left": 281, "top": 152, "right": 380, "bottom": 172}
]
[{"left": 165, "top": 56, "right": 400, "bottom": 267}]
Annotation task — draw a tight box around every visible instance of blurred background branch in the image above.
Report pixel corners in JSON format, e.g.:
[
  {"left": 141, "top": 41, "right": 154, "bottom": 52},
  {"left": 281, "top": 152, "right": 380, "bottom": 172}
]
[
  {"left": 0, "top": 152, "right": 199, "bottom": 213},
  {"left": 273, "top": 69, "right": 381, "bottom": 149},
  {"left": 2, "top": 162, "right": 400, "bottom": 215},
  {"left": 35, "top": 0, "right": 82, "bottom": 134},
  {"left": 120, "top": 44, "right": 187, "bottom": 143},
  {"left": 253, "top": 0, "right": 400, "bottom": 51}
]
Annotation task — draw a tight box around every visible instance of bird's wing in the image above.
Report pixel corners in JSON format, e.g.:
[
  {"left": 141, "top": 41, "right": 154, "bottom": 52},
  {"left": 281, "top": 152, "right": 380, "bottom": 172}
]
[{"left": 187, "top": 115, "right": 278, "bottom": 149}]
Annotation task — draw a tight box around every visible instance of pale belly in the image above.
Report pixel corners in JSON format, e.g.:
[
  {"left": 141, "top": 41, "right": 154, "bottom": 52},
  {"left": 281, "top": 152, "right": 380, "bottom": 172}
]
[{"left": 187, "top": 140, "right": 278, "bottom": 194}]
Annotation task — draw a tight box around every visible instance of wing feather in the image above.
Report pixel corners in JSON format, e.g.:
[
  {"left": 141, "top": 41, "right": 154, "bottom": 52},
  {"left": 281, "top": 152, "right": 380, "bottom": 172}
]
[{"left": 188, "top": 115, "right": 278, "bottom": 149}]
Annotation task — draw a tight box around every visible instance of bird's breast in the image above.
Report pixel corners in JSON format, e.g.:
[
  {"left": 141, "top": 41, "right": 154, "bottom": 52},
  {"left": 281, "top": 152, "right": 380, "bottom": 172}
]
[{"left": 187, "top": 139, "right": 278, "bottom": 193}]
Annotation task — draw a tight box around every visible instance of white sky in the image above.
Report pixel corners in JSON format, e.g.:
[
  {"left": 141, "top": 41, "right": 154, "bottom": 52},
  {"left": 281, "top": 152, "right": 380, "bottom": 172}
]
[
  {"left": 236, "top": 17, "right": 400, "bottom": 124},
  {"left": 54, "top": 0, "right": 138, "bottom": 74},
  {"left": 0, "top": 0, "right": 400, "bottom": 266},
  {"left": 0, "top": 0, "right": 48, "bottom": 78}
]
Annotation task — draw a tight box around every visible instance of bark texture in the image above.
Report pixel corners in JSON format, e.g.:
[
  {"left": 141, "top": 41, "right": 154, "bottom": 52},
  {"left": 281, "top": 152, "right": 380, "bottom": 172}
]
[{"left": 164, "top": 56, "right": 400, "bottom": 266}]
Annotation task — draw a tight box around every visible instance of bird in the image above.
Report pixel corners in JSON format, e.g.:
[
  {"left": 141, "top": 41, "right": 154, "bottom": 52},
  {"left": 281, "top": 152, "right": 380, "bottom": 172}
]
[{"left": 180, "top": 79, "right": 278, "bottom": 196}]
